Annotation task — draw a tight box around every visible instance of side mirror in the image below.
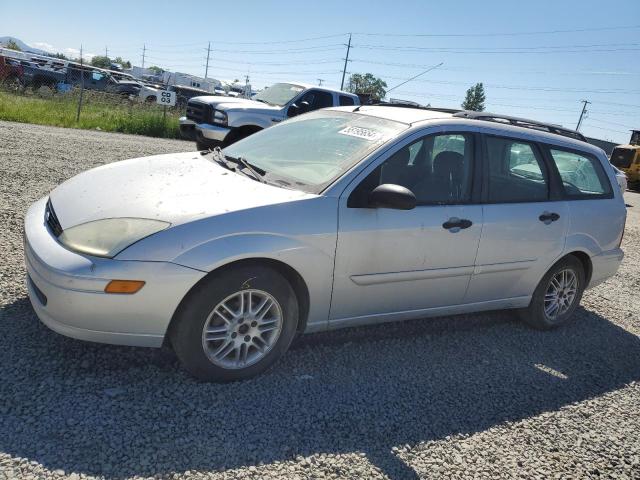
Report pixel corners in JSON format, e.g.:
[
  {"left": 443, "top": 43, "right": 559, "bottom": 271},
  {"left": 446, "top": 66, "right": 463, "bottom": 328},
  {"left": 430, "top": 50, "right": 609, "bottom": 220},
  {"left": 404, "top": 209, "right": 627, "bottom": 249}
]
[
  {"left": 287, "top": 104, "right": 300, "bottom": 117},
  {"left": 368, "top": 184, "right": 416, "bottom": 210},
  {"left": 299, "top": 100, "right": 311, "bottom": 113}
]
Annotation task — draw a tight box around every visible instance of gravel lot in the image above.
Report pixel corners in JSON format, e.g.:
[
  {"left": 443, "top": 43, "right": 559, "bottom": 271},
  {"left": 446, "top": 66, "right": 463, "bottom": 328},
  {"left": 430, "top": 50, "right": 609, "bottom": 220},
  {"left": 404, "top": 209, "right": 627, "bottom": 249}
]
[{"left": 1, "top": 121, "right": 639, "bottom": 480}]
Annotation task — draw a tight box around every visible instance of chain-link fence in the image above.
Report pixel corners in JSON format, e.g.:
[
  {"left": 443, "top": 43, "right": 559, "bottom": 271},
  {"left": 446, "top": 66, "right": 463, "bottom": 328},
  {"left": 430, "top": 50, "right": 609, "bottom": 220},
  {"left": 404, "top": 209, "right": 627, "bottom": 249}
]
[{"left": 0, "top": 48, "right": 185, "bottom": 139}]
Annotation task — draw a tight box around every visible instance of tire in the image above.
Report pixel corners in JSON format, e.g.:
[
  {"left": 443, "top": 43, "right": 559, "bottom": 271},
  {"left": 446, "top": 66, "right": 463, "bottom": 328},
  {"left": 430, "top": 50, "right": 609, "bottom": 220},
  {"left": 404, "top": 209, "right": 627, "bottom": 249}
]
[
  {"left": 519, "top": 255, "right": 585, "bottom": 330},
  {"left": 170, "top": 265, "right": 299, "bottom": 382}
]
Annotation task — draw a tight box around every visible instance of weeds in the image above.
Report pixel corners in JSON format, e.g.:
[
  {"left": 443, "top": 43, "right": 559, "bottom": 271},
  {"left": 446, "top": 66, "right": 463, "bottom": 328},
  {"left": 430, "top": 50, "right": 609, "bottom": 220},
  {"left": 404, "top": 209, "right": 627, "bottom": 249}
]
[{"left": 0, "top": 90, "right": 182, "bottom": 139}]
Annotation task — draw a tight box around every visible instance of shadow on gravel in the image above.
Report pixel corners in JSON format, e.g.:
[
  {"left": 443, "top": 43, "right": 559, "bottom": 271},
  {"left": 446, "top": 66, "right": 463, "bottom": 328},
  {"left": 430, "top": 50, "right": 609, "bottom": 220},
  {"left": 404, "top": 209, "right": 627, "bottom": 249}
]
[{"left": 1, "top": 297, "right": 640, "bottom": 479}]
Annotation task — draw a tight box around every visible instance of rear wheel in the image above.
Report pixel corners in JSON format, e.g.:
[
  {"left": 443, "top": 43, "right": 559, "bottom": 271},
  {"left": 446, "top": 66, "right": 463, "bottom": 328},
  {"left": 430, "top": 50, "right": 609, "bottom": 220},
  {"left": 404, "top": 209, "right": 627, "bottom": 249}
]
[
  {"left": 519, "top": 256, "right": 585, "bottom": 330},
  {"left": 170, "top": 265, "right": 299, "bottom": 382}
]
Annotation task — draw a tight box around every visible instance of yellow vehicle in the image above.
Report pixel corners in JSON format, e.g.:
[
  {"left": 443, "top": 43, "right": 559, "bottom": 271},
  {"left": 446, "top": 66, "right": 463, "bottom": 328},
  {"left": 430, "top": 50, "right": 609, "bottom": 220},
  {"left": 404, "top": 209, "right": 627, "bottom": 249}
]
[{"left": 610, "top": 130, "right": 640, "bottom": 188}]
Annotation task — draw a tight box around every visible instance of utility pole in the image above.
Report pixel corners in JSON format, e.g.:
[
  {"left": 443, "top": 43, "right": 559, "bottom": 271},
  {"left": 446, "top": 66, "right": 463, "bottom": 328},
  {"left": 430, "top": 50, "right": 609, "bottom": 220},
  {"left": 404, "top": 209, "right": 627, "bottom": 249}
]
[
  {"left": 141, "top": 44, "right": 146, "bottom": 68},
  {"left": 340, "top": 33, "right": 352, "bottom": 90},
  {"left": 204, "top": 41, "right": 211, "bottom": 80},
  {"left": 244, "top": 74, "right": 250, "bottom": 98},
  {"left": 317, "top": 78, "right": 324, "bottom": 86},
  {"left": 576, "top": 99, "right": 591, "bottom": 131},
  {"left": 76, "top": 45, "right": 84, "bottom": 122},
  {"left": 105, "top": 46, "right": 108, "bottom": 58}
]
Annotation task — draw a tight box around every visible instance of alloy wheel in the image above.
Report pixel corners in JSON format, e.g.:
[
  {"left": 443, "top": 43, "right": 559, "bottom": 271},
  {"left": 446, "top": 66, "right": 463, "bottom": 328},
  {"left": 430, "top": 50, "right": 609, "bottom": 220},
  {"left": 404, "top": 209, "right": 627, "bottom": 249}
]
[
  {"left": 544, "top": 269, "right": 578, "bottom": 321},
  {"left": 201, "top": 289, "right": 283, "bottom": 369}
]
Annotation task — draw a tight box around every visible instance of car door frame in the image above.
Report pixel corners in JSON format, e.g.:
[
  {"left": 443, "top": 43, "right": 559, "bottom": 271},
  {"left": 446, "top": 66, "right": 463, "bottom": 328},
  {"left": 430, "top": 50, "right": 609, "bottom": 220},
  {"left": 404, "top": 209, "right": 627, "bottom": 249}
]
[
  {"left": 478, "top": 130, "right": 566, "bottom": 204},
  {"left": 328, "top": 123, "right": 486, "bottom": 327},
  {"left": 464, "top": 128, "right": 570, "bottom": 305}
]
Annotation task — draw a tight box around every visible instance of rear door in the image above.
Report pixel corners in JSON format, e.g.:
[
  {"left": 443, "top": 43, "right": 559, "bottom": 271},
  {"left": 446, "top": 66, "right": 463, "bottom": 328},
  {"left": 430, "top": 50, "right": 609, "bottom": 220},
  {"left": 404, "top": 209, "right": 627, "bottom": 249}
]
[{"left": 465, "top": 133, "right": 568, "bottom": 304}]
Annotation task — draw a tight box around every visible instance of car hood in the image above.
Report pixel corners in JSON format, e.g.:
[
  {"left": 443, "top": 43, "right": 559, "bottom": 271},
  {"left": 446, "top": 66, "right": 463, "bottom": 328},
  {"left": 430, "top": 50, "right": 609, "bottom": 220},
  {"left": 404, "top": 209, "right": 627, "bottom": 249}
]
[
  {"left": 191, "top": 95, "right": 281, "bottom": 112},
  {"left": 49, "top": 151, "right": 312, "bottom": 229}
]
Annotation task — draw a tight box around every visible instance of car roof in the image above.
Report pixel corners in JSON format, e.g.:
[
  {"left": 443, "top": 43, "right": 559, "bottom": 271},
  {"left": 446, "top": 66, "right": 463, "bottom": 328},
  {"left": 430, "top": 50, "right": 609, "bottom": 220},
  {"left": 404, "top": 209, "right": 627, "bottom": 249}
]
[
  {"left": 328, "top": 105, "right": 604, "bottom": 157},
  {"left": 281, "top": 81, "right": 358, "bottom": 97},
  {"left": 329, "top": 105, "right": 453, "bottom": 124}
]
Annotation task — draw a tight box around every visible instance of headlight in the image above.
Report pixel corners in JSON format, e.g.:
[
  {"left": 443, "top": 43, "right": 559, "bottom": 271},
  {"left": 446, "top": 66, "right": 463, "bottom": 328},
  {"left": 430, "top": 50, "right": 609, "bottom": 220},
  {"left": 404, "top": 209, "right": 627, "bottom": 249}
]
[
  {"left": 58, "top": 218, "right": 170, "bottom": 258},
  {"left": 212, "top": 109, "right": 227, "bottom": 125}
]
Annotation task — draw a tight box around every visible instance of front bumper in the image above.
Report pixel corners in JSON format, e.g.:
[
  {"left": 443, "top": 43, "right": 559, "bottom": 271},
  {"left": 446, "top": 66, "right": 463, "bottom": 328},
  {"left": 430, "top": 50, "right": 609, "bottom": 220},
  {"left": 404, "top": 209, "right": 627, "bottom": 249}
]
[
  {"left": 24, "top": 198, "right": 206, "bottom": 347},
  {"left": 195, "top": 123, "right": 231, "bottom": 143},
  {"left": 178, "top": 117, "right": 196, "bottom": 140}
]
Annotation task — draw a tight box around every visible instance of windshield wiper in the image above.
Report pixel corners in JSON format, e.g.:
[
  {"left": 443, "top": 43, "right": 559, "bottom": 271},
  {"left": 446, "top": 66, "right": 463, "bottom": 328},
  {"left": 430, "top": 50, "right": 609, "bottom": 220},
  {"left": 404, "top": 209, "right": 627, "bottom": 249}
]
[
  {"left": 225, "top": 155, "right": 267, "bottom": 183},
  {"left": 208, "top": 147, "right": 236, "bottom": 171}
]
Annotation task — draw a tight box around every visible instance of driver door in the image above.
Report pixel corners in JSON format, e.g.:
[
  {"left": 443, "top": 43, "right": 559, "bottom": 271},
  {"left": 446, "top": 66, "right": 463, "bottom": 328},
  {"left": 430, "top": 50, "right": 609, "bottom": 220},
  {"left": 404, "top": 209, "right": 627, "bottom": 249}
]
[
  {"left": 288, "top": 89, "right": 334, "bottom": 118},
  {"left": 330, "top": 130, "right": 484, "bottom": 326}
]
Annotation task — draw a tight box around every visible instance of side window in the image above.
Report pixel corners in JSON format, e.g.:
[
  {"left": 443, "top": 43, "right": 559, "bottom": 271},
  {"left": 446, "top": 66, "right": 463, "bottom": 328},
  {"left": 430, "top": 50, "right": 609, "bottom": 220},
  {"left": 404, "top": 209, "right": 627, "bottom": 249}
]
[
  {"left": 485, "top": 136, "right": 549, "bottom": 203},
  {"left": 349, "top": 133, "right": 474, "bottom": 207},
  {"left": 299, "top": 90, "right": 334, "bottom": 111},
  {"left": 339, "top": 95, "right": 355, "bottom": 106},
  {"left": 548, "top": 148, "right": 612, "bottom": 198}
]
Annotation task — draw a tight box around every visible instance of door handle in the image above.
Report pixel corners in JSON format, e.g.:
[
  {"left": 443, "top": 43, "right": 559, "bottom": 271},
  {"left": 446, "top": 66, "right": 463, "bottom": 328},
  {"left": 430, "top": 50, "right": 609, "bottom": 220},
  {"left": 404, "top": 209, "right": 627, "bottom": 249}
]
[
  {"left": 539, "top": 212, "right": 560, "bottom": 223},
  {"left": 442, "top": 217, "right": 473, "bottom": 231}
]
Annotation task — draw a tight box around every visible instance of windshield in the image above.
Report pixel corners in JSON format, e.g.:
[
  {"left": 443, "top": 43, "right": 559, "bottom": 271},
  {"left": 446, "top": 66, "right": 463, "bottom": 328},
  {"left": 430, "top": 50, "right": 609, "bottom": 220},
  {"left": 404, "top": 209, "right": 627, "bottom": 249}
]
[
  {"left": 253, "top": 83, "right": 305, "bottom": 106},
  {"left": 222, "top": 110, "right": 408, "bottom": 192}
]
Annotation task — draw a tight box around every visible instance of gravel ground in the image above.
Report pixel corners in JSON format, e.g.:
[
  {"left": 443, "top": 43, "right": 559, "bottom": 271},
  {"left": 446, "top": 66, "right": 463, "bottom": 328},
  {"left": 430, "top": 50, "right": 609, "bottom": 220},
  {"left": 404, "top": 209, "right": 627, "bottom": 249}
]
[{"left": 1, "top": 121, "right": 639, "bottom": 480}]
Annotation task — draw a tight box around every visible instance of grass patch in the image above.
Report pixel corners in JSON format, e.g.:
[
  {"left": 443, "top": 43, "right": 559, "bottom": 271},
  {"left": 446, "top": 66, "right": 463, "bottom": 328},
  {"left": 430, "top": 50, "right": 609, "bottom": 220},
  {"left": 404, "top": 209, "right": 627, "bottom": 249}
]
[{"left": 0, "top": 90, "right": 181, "bottom": 139}]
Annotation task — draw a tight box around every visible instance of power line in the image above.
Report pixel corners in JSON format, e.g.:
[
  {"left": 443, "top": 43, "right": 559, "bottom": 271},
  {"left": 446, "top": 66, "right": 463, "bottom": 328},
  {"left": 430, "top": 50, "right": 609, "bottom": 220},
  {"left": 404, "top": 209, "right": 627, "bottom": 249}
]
[
  {"left": 358, "top": 73, "right": 640, "bottom": 95},
  {"left": 351, "top": 24, "right": 640, "bottom": 38},
  {"left": 355, "top": 44, "right": 640, "bottom": 55}
]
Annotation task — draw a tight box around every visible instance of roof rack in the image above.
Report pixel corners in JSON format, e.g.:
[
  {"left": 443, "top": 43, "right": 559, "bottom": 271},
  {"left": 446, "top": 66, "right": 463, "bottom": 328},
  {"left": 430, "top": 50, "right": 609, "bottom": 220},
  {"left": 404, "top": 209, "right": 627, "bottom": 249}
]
[
  {"left": 452, "top": 111, "right": 586, "bottom": 142},
  {"left": 357, "top": 102, "right": 460, "bottom": 114},
  {"left": 356, "top": 103, "right": 586, "bottom": 143}
]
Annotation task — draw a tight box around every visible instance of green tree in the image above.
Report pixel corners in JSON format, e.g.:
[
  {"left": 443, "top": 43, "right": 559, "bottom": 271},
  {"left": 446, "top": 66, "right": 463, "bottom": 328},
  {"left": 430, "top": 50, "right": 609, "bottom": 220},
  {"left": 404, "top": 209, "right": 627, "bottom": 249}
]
[
  {"left": 90, "top": 55, "right": 111, "bottom": 68},
  {"left": 113, "top": 56, "right": 132, "bottom": 69},
  {"left": 347, "top": 73, "right": 387, "bottom": 102},
  {"left": 461, "top": 82, "right": 486, "bottom": 111},
  {"left": 52, "top": 52, "right": 68, "bottom": 60},
  {"left": 5, "top": 39, "right": 21, "bottom": 51},
  {"left": 147, "top": 65, "right": 164, "bottom": 74}
]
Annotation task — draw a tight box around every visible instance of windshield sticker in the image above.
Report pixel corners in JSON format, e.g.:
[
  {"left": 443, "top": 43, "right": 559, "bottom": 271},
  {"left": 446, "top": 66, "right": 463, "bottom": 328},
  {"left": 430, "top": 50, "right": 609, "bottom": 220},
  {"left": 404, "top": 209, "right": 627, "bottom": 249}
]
[{"left": 338, "top": 126, "right": 382, "bottom": 141}]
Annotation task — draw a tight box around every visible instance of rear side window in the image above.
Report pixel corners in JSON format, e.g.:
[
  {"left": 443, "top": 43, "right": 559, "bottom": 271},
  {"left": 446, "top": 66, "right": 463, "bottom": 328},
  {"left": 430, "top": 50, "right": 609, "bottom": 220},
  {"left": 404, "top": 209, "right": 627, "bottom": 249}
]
[
  {"left": 339, "top": 95, "right": 355, "bottom": 106},
  {"left": 485, "top": 136, "right": 549, "bottom": 203},
  {"left": 548, "top": 148, "right": 612, "bottom": 198}
]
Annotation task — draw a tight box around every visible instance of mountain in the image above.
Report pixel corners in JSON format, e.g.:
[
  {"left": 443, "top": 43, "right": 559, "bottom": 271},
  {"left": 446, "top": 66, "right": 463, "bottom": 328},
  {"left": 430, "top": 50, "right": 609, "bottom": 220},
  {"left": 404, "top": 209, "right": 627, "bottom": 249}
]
[{"left": 0, "top": 36, "right": 49, "bottom": 55}]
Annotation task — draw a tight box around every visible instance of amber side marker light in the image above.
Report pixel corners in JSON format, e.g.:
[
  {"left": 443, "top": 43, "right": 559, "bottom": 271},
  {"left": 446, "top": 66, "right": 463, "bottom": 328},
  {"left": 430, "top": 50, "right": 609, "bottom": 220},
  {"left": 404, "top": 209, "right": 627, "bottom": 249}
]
[{"left": 104, "top": 280, "right": 146, "bottom": 294}]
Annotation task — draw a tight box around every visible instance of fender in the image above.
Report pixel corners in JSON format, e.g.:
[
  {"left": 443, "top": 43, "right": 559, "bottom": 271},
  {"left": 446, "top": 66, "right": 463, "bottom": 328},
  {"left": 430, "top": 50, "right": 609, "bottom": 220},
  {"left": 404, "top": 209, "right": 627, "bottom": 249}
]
[
  {"left": 226, "top": 111, "right": 280, "bottom": 130},
  {"left": 172, "top": 233, "right": 335, "bottom": 332}
]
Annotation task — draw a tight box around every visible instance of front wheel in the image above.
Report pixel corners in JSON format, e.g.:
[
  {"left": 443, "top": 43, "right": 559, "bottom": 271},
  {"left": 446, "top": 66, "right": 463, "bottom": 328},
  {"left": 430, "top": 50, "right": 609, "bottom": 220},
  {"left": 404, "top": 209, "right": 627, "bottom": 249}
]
[
  {"left": 170, "top": 265, "right": 299, "bottom": 382},
  {"left": 519, "top": 256, "right": 585, "bottom": 330}
]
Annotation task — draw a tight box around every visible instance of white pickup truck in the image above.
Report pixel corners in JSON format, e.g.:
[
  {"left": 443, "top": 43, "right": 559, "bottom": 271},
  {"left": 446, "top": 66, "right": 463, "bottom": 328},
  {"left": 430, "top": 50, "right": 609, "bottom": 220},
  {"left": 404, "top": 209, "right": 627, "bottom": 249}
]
[{"left": 179, "top": 82, "right": 360, "bottom": 149}]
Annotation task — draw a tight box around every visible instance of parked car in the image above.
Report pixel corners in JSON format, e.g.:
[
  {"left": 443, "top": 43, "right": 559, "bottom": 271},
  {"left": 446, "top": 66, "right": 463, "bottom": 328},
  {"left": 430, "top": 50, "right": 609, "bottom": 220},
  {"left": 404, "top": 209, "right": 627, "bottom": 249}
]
[
  {"left": 610, "top": 130, "right": 640, "bottom": 189},
  {"left": 180, "top": 82, "right": 360, "bottom": 149},
  {"left": 24, "top": 106, "right": 626, "bottom": 381},
  {"left": 0, "top": 55, "right": 23, "bottom": 89},
  {"left": 612, "top": 165, "right": 628, "bottom": 193}
]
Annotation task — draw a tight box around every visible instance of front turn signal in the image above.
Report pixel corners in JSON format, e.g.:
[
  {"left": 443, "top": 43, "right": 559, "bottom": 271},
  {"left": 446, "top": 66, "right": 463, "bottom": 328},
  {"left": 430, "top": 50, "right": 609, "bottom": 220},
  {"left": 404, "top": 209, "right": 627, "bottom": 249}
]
[{"left": 104, "top": 280, "right": 146, "bottom": 294}]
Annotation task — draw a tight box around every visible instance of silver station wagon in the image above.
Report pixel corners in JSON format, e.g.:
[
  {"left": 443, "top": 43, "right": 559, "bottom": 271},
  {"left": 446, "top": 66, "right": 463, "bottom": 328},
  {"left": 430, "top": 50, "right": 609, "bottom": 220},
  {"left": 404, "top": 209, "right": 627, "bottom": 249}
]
[{"left": 24, "top": 105, "right": 626, "bottom": 381}]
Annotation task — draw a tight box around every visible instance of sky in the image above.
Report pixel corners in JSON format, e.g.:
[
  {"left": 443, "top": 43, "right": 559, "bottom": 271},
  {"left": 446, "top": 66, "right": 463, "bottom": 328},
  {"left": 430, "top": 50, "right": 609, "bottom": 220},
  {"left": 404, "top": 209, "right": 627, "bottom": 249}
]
[{"left": 1, "top": 0, "right": 639, "bottom": 144}]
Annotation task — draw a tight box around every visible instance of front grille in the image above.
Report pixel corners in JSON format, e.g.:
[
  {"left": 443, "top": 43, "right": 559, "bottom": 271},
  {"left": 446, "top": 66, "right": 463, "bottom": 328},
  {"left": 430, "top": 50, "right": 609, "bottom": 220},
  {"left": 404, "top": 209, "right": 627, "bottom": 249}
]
[
  {"left": 186, "top": 100, "right": 211, "bottom": 123},
  {"left": 45, "top": 199, "right": 63, "bottom": 237},
  {"left": 610, "top": 148, "right": 635, "bottom": 169}
]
